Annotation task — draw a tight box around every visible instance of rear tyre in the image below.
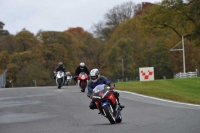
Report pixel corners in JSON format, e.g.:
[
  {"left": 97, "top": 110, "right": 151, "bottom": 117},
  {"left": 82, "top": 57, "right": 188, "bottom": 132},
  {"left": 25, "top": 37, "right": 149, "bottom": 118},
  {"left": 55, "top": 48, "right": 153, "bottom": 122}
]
[{"left": 103, "top": 105, "right": 116, "bottom": 124}]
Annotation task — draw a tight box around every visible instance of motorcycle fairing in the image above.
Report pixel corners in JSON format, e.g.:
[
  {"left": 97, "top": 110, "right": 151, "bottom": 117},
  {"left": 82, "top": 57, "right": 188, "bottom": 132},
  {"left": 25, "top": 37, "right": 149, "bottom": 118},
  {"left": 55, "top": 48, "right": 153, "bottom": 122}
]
[{"left": 101, "top": 100, "right": 111, "bottom": 107}]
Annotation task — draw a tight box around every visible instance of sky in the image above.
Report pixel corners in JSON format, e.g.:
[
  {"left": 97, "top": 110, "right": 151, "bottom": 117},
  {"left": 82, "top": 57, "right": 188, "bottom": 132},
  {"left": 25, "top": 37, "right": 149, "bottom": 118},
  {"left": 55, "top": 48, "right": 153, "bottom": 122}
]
[{"left": 0, "top": 0, "right": 160, "bottom": 35}]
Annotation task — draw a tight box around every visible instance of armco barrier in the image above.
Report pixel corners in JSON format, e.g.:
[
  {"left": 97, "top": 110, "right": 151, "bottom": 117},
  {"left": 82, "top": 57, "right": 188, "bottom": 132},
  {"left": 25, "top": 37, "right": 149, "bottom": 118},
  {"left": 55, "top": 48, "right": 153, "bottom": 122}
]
[
  {"left": 174, "top": 72, "right": 197, "bottom": 78},
  {"left": 0, "top": 69, "right": 8, "bottom": 87}
]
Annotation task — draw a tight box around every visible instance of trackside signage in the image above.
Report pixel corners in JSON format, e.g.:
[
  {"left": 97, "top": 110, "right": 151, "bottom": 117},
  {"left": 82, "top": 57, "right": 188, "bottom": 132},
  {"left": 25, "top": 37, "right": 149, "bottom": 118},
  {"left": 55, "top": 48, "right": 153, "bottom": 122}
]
[{"left": 139, "top": 67, "right": 154, "bottom": 81}]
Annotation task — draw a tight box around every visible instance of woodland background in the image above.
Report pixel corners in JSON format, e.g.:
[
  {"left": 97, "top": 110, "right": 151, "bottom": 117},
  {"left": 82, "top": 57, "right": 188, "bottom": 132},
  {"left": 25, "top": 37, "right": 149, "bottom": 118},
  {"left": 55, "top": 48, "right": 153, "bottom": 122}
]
[{"left": 0, "top": 0, "right": 200, "bottom": 87}]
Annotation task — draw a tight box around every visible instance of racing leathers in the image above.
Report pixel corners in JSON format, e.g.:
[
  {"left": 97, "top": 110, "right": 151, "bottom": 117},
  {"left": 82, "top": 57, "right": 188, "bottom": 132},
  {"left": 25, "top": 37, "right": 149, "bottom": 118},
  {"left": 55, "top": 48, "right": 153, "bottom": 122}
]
[{"left": 54, "top": 66, "right": 66, "bottom": 80}]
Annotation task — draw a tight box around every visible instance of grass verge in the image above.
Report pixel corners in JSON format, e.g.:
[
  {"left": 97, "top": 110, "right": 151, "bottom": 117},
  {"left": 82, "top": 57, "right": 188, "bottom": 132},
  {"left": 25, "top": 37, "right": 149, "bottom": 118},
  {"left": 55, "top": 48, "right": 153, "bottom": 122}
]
[{"left": 115, "top": 77, "right": 200, "bottom": 105}]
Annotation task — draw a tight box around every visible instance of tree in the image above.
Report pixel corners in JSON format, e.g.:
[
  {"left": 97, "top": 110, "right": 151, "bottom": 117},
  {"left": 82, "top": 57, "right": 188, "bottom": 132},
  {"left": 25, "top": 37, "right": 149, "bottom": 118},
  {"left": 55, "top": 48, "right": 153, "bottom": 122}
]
[
  {"left": 92, "top": 1, "right": 136, "bottom": 41},
  {"left": 142, "top": 0, "right": 200, "bottom": 45},
  {"left": 0, "top": 21, "right": 9, "bottom": 36},
  {"left": 105, "top": 1, "right": 135, "bottom": 28},
  {"left": 107, "top": 38, "right": 137, "bottom": 80},
  {"left": 0, "top": 51, "right": 9, "bottom": 71},
  {"left": 36, "top": 31, "right": 80, "bottom": 75},
  {"left": 66, "top": 27, "right": 103, "bottom": 69},
  {"left": 148, "top": 38, "right": 173, "bottom": 79},
  {"left": 0, "top": 35, "right": 15, "bottom": 53},
  {"left": 187, "top": 0, "right": 200, "bottom": 46},
  {"left": 14, "top": 29, "right": 39, "bottom": 52}
]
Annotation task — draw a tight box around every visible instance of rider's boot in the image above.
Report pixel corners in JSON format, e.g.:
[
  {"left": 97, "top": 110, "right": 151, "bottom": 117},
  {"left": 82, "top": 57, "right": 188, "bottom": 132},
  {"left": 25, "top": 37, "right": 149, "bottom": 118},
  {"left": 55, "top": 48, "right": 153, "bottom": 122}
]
[
  {"left": 119, "top": 103, "right": 125, "bottom": 110},
  {"left": 114, "top": 92, "right": 125, "bottom": 110}
]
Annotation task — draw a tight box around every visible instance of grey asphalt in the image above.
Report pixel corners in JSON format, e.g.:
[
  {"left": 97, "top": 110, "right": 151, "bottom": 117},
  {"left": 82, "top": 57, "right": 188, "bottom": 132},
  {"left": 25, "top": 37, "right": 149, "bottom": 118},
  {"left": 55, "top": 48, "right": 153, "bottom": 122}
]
[{"left": 0, "top": 86, "right": 200, "bottom": 133}]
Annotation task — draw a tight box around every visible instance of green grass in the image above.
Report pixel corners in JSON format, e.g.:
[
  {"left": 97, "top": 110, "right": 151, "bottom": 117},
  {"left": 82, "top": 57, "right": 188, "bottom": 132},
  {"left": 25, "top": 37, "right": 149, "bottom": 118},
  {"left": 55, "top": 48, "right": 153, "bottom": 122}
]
[{"left": 115, "top": 77, "right": 200, "bottom": 105}]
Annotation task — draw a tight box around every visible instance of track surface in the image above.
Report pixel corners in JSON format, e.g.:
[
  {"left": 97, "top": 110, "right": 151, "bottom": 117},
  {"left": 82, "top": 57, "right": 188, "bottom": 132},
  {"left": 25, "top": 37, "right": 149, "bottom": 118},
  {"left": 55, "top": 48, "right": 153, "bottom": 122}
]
[{"left": 0, "top": 86, "right": 200, "bottom": 133}]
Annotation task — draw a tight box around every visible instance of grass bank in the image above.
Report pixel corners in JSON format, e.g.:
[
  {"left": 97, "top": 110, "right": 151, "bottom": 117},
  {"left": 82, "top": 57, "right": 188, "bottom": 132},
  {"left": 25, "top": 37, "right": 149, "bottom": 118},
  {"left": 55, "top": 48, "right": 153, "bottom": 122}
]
[{"left": 115, "top": 77, "right": 200, "bottom": 105}]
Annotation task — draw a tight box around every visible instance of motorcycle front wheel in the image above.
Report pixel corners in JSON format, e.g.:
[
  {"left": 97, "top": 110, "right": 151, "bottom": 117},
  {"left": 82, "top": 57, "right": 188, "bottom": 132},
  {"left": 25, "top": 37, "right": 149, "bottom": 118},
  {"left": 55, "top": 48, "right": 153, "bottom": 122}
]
[
  {"left": 57, "top": 78, "right": 63, "bottom": 89},
  {"left": 80, "top": 81, "right": 86, "bottom": 92},
  {"left": 66, "top": 80, "right": 69, "bottom": 86},
  {"left": 102, "top": 105, "right": 116, "bottom": 124},
  {"left": 116, "top": 115, "right": 122, "bottom": 123}
]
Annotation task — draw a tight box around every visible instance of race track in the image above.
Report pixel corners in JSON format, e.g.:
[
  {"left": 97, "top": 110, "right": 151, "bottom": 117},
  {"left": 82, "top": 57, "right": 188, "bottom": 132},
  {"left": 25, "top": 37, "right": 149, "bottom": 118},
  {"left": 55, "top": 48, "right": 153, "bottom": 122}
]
[{"left": 0, "top": 86, "right": 200, "bottom": 133}]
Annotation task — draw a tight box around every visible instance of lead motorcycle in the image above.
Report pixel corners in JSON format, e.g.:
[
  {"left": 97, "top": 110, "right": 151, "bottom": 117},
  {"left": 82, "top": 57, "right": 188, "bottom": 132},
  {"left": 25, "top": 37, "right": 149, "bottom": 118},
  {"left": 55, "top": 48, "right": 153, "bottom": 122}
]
[
  {"left": 91, "top": 84, "right": 122, "bottom": 124},
  {"left": 55, "top": 71, "right": 65, "bottom": 89},
  {"left": 77, "top": 72, "right": 88, "bottom": 92}
]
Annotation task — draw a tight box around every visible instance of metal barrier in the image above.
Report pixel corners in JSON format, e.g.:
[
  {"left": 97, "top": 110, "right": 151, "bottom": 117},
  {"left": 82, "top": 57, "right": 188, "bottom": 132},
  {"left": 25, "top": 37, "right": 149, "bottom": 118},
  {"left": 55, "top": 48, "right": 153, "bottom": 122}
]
[
  {"left": 116, "top": 75, "right": 135, "bottom": 82},
  {"left": 174, "top": 71, "right": 197, "bottom": 78},
  {"left": 0, "top": 69, "right": 8, "bottom": 87}
]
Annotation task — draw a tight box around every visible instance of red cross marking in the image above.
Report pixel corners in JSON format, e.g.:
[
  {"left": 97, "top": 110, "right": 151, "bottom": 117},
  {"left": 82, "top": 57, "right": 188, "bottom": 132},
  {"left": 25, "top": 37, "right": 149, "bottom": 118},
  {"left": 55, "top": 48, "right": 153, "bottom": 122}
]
[{"left": 141, "top": 70, "right": 153, "bottom": 80}]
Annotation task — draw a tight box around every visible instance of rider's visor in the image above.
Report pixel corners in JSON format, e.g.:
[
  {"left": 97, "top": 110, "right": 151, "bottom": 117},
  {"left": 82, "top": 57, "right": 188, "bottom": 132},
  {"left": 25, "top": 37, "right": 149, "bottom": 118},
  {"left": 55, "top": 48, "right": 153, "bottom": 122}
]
[{"left": 91, "top": 76, "right": 97, "bottom": 80}]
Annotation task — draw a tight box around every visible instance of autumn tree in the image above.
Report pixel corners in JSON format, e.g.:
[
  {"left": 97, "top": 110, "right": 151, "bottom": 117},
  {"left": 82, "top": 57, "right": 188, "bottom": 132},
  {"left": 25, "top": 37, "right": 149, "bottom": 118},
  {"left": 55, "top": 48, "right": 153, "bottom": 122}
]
[
  {"left": 187, "top": 0, "right": 200, "bottom": 46},
  {"left": 0, "top": 51, "right": 9, "bottom": 74},
  {"left": 92, "top": 1, "right": 136, "bottom": 41},
  {"left": 14, "top": 29, "right": 39, "bottom": 52},
  {"left": 0, "top": 35, "right": 15, "bottom": 53},
  {"left": 36, "top": 31, "right": 80, "bottom": 77},
  {"left": 142, "top": 0, "right": 200, "bottom": 46},
  {"left": 146, "top": 38, "right": 174, "bottom": 78},
  {"left": 66, "top": 27, "right": 103, "bottom": 69}
]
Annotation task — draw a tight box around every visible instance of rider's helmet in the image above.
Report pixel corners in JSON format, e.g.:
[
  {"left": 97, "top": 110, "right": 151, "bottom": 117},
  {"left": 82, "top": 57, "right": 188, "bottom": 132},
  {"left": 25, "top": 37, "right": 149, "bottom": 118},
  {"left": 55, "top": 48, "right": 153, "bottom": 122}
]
[
  {"left": 90, "top": 68, "right": 100, "bottom": 83},
  {"left": 79, "top": 62, "right": 85, "bottom": 70},
  {"left": 66, "top": 71, "right": 70, "bottom": 75},
  {"left": 58, "top": 62, "right": 64, "bottom": 68}
]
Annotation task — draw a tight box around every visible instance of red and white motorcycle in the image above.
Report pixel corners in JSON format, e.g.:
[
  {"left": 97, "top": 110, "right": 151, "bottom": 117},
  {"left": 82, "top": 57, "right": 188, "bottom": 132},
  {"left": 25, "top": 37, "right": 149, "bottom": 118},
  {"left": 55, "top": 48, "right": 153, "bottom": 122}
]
[{"left": 77, "top": 72, "right": 88, "bottom": 92}]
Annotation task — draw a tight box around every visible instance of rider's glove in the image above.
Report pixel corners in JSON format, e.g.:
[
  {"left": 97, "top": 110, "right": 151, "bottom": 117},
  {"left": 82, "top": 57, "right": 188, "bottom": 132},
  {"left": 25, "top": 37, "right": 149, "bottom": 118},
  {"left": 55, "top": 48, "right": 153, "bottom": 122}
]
[{"left": 108, "top": 85, "right": 115, "bottom": 91}]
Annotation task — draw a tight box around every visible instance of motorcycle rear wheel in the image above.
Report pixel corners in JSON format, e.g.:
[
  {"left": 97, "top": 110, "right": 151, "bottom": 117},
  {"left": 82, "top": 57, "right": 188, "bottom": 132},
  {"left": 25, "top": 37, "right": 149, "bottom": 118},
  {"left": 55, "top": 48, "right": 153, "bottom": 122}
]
[{"left": 103, "top": 105, "right": 116, "bottom": 124}]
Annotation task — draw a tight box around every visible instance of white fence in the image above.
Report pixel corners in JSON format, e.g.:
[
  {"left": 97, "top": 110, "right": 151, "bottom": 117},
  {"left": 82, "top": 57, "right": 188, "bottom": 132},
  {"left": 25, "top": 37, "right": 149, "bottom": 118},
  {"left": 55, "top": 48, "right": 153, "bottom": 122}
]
[{"left": 174, "top": 72, "right": 198, "bottom": 78}]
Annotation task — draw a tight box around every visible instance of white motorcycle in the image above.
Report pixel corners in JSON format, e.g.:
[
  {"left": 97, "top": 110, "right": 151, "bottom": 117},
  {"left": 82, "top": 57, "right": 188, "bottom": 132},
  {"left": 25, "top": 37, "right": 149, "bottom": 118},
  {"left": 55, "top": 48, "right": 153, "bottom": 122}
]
[
  {"left": 55, "top": 71, "right": 65, "bottom": 89},
  {"left": 65, "top": 74, "right": 72, "bottom": 86}
]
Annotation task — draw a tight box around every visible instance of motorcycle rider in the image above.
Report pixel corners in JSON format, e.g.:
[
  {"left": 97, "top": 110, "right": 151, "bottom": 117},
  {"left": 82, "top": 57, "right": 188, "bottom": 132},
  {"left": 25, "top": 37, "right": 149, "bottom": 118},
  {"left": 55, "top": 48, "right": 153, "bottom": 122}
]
[
  {"left": 54, "top": 62, "right": 66, "bottom": 80},
  {"left": 87, "top": 68, "right": 125, "bottom": 110},
  {"left": 66, "top": 71, "right": 72, "bottom": 78},
  {"left": 65, "top": 71, "right": 72, "bottom": 84},
  {"left": 74, "top": 62, "right": 90, "bottom": 83}
]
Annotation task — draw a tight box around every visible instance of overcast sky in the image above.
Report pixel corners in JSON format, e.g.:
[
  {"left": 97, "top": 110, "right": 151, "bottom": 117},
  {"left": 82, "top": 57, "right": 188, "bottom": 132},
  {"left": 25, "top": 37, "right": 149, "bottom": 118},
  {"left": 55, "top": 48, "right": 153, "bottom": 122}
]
[{"left": 0, "top": 0, "right": 160, "bottom": 35}]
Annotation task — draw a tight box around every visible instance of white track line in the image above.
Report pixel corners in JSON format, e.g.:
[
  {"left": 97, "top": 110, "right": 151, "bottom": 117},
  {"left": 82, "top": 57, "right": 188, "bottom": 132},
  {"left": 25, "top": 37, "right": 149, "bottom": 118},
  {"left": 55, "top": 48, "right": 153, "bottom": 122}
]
[{"left": 117, "top": 90, "right": 200, "bottom": 107}]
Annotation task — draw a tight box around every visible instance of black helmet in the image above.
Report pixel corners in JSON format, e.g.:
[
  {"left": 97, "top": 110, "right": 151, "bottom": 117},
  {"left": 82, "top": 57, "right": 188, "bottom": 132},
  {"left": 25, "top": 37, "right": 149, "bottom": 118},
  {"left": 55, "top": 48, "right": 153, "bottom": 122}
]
[{"left": 58, "top": 62, "right": 64, "bottom": 67}]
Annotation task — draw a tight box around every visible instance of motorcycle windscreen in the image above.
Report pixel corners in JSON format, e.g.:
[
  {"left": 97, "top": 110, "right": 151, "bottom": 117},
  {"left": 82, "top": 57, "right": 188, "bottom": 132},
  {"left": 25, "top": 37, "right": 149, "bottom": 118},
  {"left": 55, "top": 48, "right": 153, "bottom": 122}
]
[
  {"left": 78, "top": 72, "right": 88, "bottom": 80},
  {"left": 92, "top": 84, "right": 110, "bottom": 101},
  {"left": 57, "top": 71, "right": 64, "bottom": 78}
]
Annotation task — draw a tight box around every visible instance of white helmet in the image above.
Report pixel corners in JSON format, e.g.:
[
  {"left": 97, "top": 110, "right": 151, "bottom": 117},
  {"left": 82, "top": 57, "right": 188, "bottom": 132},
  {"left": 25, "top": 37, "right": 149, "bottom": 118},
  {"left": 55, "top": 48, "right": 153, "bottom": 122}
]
[
  {"left": 79, "top": 62, "right": 85, "bottom": 70},
  {"left": 90, "top": 68, "right": 100, "bottom": 83}
]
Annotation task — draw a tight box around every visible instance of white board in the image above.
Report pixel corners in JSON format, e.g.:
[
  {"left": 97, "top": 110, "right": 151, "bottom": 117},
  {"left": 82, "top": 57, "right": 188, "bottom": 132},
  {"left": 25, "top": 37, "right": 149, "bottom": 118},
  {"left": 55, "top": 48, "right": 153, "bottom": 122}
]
[{"left": 139, "top": 67, "right": 154, "bottom": 81}]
